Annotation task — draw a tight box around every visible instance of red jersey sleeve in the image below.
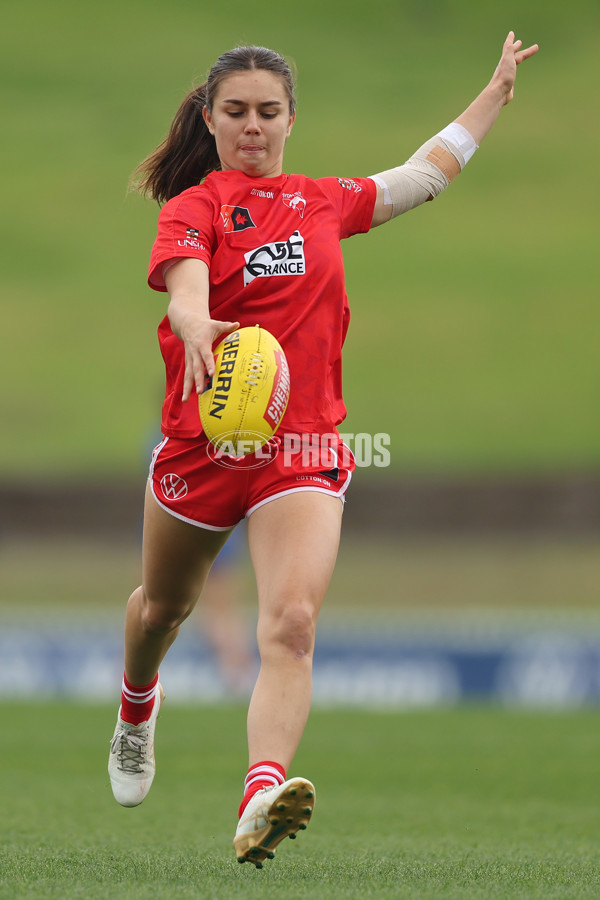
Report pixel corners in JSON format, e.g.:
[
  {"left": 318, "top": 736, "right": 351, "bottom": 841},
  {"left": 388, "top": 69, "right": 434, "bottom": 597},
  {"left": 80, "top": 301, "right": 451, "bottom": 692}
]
[
  {"left": 315, "top": 176, "right": 376, "bottom": 239},
  {"left": 148, "top": 187, "right": 215, "bottom": 291}
]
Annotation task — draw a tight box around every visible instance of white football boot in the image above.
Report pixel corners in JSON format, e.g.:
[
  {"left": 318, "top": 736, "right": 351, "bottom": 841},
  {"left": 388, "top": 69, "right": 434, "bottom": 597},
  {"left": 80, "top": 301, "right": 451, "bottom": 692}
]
[
  {"left": 234, "top": 777, "right": 316, "bottom": 868},
  {"left": 108, "top": 683, "right": 164, "bottom": 807}
]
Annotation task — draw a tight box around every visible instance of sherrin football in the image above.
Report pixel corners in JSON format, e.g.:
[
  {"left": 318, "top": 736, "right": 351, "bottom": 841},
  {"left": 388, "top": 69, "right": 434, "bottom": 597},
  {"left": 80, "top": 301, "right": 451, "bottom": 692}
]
[{"left": 199, "top": 325, "right": 290, "bottom": 456}]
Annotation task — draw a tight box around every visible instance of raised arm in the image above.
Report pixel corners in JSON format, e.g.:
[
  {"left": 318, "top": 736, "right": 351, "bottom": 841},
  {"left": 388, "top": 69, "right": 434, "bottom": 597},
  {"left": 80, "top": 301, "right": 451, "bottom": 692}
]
[
  {"left": 165, "top": 258, "right": 239, "bottom": 402},
  {"left": 370, "top": 31, "right": 539, "bottom": 228}
]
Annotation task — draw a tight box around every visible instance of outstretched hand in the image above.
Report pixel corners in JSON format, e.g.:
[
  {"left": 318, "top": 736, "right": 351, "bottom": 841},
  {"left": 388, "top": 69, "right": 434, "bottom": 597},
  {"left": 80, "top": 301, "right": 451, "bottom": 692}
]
[
  {"left": 454, "top": 30, "right": 539, "bottom": 143},
  {"left": 492, "top": 31, "right": 539, "bottom": 107}
]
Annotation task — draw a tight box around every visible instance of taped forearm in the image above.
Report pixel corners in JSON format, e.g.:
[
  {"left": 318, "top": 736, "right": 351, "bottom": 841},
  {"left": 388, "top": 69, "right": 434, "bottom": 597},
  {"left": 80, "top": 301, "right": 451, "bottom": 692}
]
[{"left": 370, "top": 123, "right": 478, "bottom": 217}]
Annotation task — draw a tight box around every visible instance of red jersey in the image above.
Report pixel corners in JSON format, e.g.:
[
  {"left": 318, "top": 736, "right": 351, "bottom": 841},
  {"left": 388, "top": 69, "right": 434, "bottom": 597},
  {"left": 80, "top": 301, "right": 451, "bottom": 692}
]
[{"left": 148, "top": 169, "right": 376, "bottom": 438}]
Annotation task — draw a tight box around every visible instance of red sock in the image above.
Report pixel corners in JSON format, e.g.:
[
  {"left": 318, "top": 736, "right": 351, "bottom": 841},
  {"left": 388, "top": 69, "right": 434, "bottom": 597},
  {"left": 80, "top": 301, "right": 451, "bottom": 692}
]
[
  {"left": 120, "top": 672, "right": 159, "bottom": 726},
  {"left": 238, "top": 761, "right": 286, "bottom": 818}
]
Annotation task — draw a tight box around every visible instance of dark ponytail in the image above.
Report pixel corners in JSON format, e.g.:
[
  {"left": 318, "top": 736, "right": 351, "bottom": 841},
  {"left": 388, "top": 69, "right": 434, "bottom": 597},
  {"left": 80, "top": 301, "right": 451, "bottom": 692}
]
[
  {"left": 131, "top": 46, "right": 296, "bottom": 205},
  {"left": 131, "top": 83, "right": 220, "bottom": 205}
]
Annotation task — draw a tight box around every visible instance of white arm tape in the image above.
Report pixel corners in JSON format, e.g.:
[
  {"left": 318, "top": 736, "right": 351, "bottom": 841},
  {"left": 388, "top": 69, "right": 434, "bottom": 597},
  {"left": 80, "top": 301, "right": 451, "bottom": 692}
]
[
  {"left": 369, "top": 123, "right": 478, "bottom": 218},
  {"left": 437, "top": 122, "right": 478, "bottom": 164}
]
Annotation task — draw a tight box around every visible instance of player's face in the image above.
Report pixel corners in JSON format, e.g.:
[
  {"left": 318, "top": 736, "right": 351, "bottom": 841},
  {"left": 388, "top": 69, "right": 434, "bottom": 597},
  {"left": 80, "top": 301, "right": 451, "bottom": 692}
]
[{"left": 203, "top": 70, "right": 295, "bottom": 178}]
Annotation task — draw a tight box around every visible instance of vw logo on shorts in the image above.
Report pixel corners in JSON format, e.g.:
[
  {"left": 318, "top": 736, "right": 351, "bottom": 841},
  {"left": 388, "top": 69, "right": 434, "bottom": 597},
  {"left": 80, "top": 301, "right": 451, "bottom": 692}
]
[
  {"left": 206, "top": 432, "right": 279, "bottom": 469},
  {"left": 160, "top": 473, "right": 189, "bottom": 500}
]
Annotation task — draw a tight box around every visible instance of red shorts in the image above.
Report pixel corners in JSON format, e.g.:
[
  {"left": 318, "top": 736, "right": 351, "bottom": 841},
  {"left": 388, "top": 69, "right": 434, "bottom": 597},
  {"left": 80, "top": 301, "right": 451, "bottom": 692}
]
[{"left": 149, "top": 433, "right": 355, "bottom": 530}]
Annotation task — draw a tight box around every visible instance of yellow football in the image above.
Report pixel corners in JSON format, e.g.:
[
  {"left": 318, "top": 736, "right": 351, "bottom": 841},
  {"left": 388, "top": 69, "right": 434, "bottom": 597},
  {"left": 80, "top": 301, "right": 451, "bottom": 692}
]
[{"left": 199, "top": 325, "right": 290, "bottom": 456}]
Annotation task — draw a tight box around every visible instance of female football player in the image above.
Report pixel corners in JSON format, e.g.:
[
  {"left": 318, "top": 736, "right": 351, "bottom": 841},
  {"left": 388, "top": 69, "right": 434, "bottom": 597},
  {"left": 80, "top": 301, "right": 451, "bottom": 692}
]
[{"left": 108, "top": 33, "right": 538, "bottom": 867}]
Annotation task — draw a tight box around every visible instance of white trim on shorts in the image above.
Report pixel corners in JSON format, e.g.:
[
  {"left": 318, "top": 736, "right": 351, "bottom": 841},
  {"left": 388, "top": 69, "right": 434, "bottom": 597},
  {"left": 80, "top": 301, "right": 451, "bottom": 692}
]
[
  {"left": 150, "top": 435, "right": 169, "bottom": 470},
  {"left": 148, "top": 484, "right": 234, "bottom": 531},
  {"left": 148, "top": 435, "right": 234, "bottom": 532},
  {"left": 149, "top": 435, "right": 353, "bottom": 529},
  {"left": 245, "top": 472, "right": 352, "bottom": 519}
]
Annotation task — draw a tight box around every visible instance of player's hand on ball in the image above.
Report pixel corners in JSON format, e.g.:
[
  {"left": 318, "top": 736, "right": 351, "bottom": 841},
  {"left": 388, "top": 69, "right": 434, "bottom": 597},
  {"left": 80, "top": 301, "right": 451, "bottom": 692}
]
[{"left": 181, "top": 316, "right": 240, "bottom": 402}]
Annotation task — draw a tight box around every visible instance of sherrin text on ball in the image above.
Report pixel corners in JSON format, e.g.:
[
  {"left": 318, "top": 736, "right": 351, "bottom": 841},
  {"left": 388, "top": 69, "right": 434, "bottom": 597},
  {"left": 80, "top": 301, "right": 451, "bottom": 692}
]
[{"left": 199, "top": 325, "right": 290, "bottom": 456}]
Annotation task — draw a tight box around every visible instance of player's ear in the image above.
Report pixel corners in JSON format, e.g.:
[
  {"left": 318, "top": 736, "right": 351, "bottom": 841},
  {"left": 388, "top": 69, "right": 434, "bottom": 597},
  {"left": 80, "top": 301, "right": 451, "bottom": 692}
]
[
  {"left": 286, "top": 111, "right": 296, "bottom": 138},
  {"left": 203, "top": 106, "right": 215, "bottom": 136}
]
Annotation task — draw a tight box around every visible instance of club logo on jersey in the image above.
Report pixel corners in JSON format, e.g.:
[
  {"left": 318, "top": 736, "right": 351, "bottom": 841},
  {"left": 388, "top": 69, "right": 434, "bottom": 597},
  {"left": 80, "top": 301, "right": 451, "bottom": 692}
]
[
  {"left": 282, "top": 191, "right": 307, "bottom": 218},
  {"left": 220, "top": 205, "right": 256, "bottom": 233},
  {"left": 337, "top": 178, "right": 362, "bottom": 193},
  {"left": 243, "top": 230, "right": 306, "bottom": 286},
  {"left": 186, "top": 227, "right": 199, "bottom": 238}
]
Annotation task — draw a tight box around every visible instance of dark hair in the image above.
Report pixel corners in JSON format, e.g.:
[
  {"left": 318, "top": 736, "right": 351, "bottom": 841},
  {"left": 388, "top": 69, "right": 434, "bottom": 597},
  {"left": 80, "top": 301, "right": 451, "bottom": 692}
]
[{"left": 131, "top": 46, "right": 296, "bottom": 204}]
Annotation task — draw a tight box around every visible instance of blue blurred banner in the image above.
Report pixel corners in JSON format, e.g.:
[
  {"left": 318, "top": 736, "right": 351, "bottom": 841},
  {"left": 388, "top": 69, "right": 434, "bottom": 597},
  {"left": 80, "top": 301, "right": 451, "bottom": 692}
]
[{"left": 2, "top": 619, "right": 600, "bottom": 707}]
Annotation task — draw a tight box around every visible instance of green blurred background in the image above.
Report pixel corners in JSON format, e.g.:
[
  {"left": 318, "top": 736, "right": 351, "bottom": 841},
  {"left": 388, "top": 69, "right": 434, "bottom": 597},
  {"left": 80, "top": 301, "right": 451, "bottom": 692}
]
[{"left": 3, "top": 0, "right": 598, "bottom": 479}]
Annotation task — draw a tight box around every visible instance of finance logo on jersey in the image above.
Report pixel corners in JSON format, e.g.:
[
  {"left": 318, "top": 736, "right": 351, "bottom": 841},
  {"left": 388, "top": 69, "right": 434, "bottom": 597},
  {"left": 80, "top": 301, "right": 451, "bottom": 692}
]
[
  {"left": 243, "top": 230, "right": 306, "bottom": 286},
  {"left": 220, "top": 205, "right": 257, "bottom": 233},
  {"left": 282, "top": 191, "right": 307, "bottom": 218}
]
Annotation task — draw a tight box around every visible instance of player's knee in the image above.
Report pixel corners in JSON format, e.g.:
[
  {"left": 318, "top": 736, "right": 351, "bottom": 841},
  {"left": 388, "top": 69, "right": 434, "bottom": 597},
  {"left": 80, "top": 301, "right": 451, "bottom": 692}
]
[
  {"left": 259, "top": 598, "right": 317, "bottom": 659},
  {"left": 135, "top": 588, "right": 191, "bottom": 635},
  {"left": 140, "top": 607, "right": 181, "bottom": 635}
]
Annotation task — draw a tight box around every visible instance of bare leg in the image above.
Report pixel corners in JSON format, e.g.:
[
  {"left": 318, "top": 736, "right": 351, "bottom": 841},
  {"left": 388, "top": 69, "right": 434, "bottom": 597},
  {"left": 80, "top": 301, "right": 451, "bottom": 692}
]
[
  {"left": 246, "top": 492, "right": 343, "bottom": 769},
  {"left": 124, "top": 482, "right": 232, "bottom": 685}
]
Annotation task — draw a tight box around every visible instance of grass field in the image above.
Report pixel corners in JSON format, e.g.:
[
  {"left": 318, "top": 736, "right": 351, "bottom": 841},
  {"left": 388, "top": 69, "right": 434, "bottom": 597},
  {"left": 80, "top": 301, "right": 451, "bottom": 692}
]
[
  {"left": 2, "top": 703, "right": 599, "bottom": 899},
  {"left": 3, "top": 0, "right": 599, "bottom": 476},
  {"left": 2, "top": 538, "right": 599, "bottom": 898},
  {"left": 3, "top": 536, "right": 599, "bottom": 895}
]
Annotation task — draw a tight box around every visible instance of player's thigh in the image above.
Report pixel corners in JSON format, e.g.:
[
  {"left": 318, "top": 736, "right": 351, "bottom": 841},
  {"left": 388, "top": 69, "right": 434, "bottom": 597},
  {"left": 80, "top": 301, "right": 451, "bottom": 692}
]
[
  {"left": 141, "top": 481, "right": 233, "bottom": 612},
  {"left": 248, "top": 491, "right": 343, "bottom": 619}
]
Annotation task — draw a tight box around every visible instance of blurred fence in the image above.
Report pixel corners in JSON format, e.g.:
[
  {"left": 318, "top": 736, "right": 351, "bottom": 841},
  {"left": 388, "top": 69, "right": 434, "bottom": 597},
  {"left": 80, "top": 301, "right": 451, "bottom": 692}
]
[
  {"left": 2, "top": 617, "right": 600, "bottom": 707},
  {"left": 1, "top": 472, "right": 600, "bottom": 540}
]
